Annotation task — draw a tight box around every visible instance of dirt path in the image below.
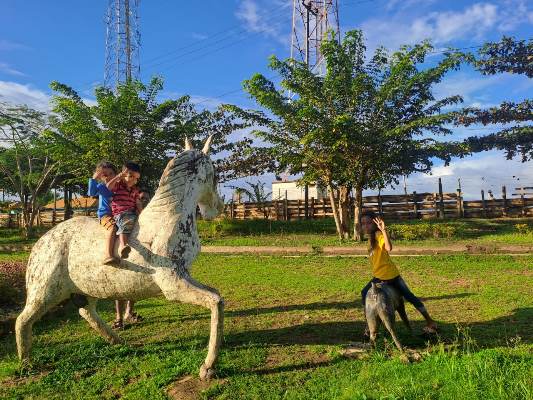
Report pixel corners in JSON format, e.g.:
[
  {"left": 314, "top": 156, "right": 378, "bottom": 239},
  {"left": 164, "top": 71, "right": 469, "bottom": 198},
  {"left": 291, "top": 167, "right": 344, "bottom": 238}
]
[
  {"left": 3, "top": 243, "right": 533, "bottom": 256},
  {"left": 202, "top": 244, "right": 533, "bottom": 256}
]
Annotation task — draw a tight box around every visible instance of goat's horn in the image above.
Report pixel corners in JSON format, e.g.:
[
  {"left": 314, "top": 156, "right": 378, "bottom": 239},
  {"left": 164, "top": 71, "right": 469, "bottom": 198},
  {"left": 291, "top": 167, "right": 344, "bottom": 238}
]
[
  {"left": 202, "top": 134, "right": 214, "bottom": 155},
  {"left": 184, "top": 137, "right": 193, "bottom": 151}
]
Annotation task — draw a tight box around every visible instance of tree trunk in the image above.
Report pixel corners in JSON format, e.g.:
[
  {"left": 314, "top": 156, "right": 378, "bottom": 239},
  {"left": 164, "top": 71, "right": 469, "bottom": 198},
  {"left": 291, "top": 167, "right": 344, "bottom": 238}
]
[
  {"left": 64, "top": 185, "right": 72, "bottom": 220},
  {"left": 338, "top": 185, "right": 351, "bottom": 239},
  {"left": 353, "top": 185, "right": 364, "bottom": 241},
  {"left": 327, "top": 183, "right": 345, "bottom": 240}
]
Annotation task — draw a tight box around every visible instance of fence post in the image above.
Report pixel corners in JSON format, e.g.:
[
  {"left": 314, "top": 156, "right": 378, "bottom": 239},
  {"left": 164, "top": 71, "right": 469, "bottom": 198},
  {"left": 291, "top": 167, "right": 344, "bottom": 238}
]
[
  {"left": 304, "top": 184, "right": 309, "bottom": 219},
  {"left": 298, "top": 199, "right": 302, "bottom": 220},
  {"left": 8, "top": 213, "right": 12, "bottom": 228},
  {"left": 521, "top": 191, "right": 526, "bottom": 216},
  {"left": 284, "top": 190, "right": 289, "bottom": 221},
  {"left": 501, "top": 186, "right": 508, "bottom": 217},
  {"left": 438, "top": 178, "right": 445, "bottom": 219},
  {"left": 322, "top": 198, "right": 326, "bottom": 217},
  {"left": 310, "top": 197, "right": 315, "bottom": 219},
  {"left": 377, "top": 192, "right": 383, "bottom": 216},
  {"left": 412, "top": 191, "right": 418, "bottom": 219},
  {"left": 433, "top": 193, "right": 439, "bottom": 219},
  {"left": 52, "top": 188, "right": 57, "bottom": 224},
  {"left": 456, "top": 189, "right": 463, "bottom": 218},
  {"left": 481, "top": 190, "right": 487, "bottom": 218}
]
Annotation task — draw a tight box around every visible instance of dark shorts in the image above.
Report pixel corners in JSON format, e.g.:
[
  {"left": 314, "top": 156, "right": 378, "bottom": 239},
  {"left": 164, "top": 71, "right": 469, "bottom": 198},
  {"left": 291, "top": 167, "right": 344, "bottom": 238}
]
[{"left": 115, "top": 211, "right": 137, "bottom": 235}]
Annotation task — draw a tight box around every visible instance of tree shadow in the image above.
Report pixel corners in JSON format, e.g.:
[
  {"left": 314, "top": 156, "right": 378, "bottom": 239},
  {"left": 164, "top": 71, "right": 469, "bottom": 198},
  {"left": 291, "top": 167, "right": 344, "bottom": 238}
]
[
  {"left": 224, "top": 307, "right": 533, "bottom": 349},
  {"left": 143, "top": 292, "right": 475, "bottom": 324}
]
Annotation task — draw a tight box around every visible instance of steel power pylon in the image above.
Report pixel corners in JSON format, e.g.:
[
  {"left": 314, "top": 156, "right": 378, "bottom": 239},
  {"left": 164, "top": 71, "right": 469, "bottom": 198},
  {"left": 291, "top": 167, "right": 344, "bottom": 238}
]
[
  {"left": 290, "top": 0, "right": 340, "bottom": 75},
  {"left": 289, "top": 1, "right": 340, "bottom": 218},
  {"left": 104, "top": 0, "right": 141, "bottom": 89}
]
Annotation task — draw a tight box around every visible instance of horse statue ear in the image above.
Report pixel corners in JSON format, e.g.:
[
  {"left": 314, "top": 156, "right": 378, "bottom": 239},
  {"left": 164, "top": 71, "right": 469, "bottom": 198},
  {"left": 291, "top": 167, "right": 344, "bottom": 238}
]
[
  {"left": 202, "top": 134, "right": 214, "bottom": 155},
  {"left": 184, "top": 137, "right": 193, "bottom": 151}
]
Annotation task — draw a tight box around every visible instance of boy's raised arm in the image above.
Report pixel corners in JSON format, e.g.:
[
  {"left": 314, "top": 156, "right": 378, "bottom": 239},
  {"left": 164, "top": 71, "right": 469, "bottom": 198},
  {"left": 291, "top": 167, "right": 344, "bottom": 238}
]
[
  {"left": 106, "top": 170, "right": 125, "bottom": 191},
  {"left": 88, "top": 178, "right": 98, "bottom": 196}
]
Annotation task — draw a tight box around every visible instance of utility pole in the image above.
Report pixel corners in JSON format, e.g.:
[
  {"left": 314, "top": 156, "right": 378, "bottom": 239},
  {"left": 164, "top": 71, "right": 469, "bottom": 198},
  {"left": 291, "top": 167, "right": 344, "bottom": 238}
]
[
  {"left": 104, "top": 0, "right": 141, "bottom": 89},
  {"left": 291, "top": 0, "right": 340, "bottom": 218}
]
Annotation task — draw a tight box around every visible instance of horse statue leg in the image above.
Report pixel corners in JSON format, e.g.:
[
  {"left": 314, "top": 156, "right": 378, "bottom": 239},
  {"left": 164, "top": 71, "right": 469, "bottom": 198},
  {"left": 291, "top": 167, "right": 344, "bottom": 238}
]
[
  {"left": 157, "top": 272, "right": 224, "bottom": 380},
  {"left": 79, "top": 298, "right": 123, "bottom": 344},
  {"left": 16, "top": 263, "right": 71, "bottom": 361}
]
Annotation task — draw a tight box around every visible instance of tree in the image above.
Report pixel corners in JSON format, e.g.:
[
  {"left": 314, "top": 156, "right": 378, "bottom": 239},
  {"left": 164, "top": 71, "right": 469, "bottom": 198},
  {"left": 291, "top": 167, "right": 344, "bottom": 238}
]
[
  {"left": 234, "top": 30, "right": 465, "bottom": 240},
  {"left": 0, "top": 103, "right": 77, "bottom": 237},
  {"left": 457, "top": 37, "right": 533, "bottom": 161},
  {"left": 50, "top": 78, "right": 272, "bottom": 190}
]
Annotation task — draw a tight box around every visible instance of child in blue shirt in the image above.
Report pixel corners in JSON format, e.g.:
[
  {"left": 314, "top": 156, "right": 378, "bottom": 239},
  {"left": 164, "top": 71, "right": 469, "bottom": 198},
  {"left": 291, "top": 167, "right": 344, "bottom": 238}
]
[{"left": 88, "top": 161, "right": 118, "bottom": 264}]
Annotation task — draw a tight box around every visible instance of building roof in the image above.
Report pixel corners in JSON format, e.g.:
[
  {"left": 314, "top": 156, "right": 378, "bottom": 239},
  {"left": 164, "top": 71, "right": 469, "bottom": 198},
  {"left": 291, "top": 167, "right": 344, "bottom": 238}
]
[{"left": 43, "top": 196, "right": 98, "bottom": 209}]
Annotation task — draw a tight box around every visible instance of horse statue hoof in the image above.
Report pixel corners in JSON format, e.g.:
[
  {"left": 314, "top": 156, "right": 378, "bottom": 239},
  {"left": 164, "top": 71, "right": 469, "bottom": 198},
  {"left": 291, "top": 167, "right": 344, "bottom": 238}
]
[{"left": 199, "top": 364, "right": 215, "bottom": 380}]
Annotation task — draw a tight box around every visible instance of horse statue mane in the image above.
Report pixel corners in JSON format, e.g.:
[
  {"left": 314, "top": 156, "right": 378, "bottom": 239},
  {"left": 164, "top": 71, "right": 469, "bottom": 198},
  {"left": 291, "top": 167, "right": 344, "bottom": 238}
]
[{"left": 16, "top": 137, "right": 225, "bottom": 380}]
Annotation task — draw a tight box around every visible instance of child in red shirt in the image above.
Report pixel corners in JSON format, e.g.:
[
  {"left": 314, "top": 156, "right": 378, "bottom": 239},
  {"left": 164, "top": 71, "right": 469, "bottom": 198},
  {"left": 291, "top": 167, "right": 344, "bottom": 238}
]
[
  {"left": 105, "top": 161, "right": 143, "bottom": 329},
  {"left": 106, "top": 161, "right": 143, "bottom": 258}
]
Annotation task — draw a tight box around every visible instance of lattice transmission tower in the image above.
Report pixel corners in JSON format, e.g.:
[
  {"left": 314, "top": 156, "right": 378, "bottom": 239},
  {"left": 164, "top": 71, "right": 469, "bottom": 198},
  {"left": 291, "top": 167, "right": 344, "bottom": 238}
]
[
  {"left": 290, "top": 0, "right": 340, "bottom": 75},
  {"left": 104, "top": 0, "right": 141, "bottom": 89}
]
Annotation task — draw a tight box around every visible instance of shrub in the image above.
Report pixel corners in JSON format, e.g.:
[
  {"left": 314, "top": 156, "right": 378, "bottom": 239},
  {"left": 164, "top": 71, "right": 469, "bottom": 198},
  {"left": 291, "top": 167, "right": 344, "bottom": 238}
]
[
  {"left": 514, "top": 224, "right": 531, "bottom": 234},
  {"left": 389, "top": 222, "right": 458, "bottom": 240}
]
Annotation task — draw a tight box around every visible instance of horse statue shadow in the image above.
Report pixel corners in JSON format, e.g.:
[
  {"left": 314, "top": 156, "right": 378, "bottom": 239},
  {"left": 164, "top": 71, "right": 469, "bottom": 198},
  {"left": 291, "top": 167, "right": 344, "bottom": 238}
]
[{"left": 16, "top": 137, "right": 224, "bottom": 380}]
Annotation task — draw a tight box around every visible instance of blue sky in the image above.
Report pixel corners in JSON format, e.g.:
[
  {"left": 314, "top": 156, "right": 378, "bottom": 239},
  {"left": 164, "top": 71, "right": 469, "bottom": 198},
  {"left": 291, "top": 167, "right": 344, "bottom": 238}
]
[{"left": 1, "top": 0, "right": 532, "bottom": 199}]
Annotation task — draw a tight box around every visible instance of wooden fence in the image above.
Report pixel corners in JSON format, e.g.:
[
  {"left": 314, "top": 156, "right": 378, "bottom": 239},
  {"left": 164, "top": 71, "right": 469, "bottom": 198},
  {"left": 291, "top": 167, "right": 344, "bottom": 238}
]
[
  {"left": 0, "top": 209, "right": 95, "bottom": 228},
  {"left": 226, "top": 189, "right": 533, "bottom": 221},
  {"left": 2, "top": 186, "right": 533, "bottom": 227}
]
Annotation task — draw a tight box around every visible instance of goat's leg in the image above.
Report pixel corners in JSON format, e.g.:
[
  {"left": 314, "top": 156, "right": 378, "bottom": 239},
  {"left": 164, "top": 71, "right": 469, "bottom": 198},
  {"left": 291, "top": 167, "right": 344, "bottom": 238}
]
[
  {"left": 380, "top": 310, "right": 403, "bottom": 351},
  {"left": 397, "top": 299, "right": 412, "bottom": 333},
  {"left": 79, "top": 298, "right": 123, "bottom": 344},
  {"left": 160, "top": 273, "right": 224, "bottom": 380}
]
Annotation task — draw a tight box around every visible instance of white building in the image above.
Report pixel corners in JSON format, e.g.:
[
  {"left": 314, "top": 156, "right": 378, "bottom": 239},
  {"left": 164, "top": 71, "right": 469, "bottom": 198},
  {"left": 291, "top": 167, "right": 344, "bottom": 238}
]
[{"left": 271, "top": 180, "right": 328, "bottom": 201}]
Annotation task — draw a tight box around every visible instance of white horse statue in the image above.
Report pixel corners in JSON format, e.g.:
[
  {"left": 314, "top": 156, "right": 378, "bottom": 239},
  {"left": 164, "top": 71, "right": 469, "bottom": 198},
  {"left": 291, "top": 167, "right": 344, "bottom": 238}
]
[{"left": 16, "top": 137, "right": 225, "bottom": 379}]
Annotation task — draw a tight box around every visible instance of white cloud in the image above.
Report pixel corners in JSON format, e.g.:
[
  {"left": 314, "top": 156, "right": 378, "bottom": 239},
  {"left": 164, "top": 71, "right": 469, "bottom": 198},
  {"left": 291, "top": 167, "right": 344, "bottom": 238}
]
[
  {"left": 370, "top": 152, "right": 533, "bottom": 199},
  {"left": 0, "top": 62, "right": 26, "bottom": 77},
  {"left": 0, "top": 80, "right": 98, "bottom": 111},
  {"left": 360, "top": 1, "right": 532, "bottom": 51},
  {"left": 235, "top": 0, "right": 288, "bottom": 45},
  {"left": 0, "top": 80, "right": 50, "bottom": 111},
  {"left": 0, "top": 39, "right": 29, "bottom": 51},
  {"left": 434, "top": 73, "right": 504, "bottom": 104},
  {"left": 191, "top": 32, "right": 208, "bottom": 40}
]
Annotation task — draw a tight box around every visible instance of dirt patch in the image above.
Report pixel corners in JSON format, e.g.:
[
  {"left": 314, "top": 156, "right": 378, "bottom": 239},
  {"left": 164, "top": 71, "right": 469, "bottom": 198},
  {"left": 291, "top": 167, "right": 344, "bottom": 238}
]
[
  {"left": 262, "top": 345, "right": 332, "bottom": 370},
  {"left": 0, "top": 261, "right": 27, "bottom": 335},
  {"left": 449, "top": 278, "right": 473, "bottom": 288},
  {"left": 0, "top": 371, "right": 51, "bottom": 389},
  {"left": 167, "top": 375, "right": 224, "bottom": 400},
  {"left": 340, "top": 342, "right": 371, "bottom": 359}
]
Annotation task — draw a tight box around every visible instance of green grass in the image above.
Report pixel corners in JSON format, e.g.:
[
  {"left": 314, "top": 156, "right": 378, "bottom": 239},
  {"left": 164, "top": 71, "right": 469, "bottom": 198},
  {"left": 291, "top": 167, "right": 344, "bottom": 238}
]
[
  {"left": 1, "top": 254, "right": 532, "bottom": 399},
  {"left": 198, "top": 217, "right": 533, "bottom": 247},
  {"left": 0, "top": 251, "right": 30, "bottom": 262},
  {"left": 0, "top": 228, "right": 48, "bottom": 246},
  {"left": 3, "top": 218, "right": 533, "bottom": 250}
]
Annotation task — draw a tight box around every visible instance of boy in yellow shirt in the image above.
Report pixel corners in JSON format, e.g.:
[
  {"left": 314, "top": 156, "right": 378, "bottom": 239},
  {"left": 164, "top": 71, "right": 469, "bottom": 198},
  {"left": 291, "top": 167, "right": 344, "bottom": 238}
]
[{"left": 360, "top": 212, "right": 437, "bottom": 334}]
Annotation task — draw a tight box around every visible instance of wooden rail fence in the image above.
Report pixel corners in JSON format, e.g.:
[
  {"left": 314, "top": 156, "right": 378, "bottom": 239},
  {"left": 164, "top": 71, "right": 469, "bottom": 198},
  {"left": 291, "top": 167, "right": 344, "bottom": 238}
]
[
  {"left": 226, "top": 189, "right": 533, "bottom": 221},
  {"left": 1, "top": 185, "right": 533, "bottom": 227}
]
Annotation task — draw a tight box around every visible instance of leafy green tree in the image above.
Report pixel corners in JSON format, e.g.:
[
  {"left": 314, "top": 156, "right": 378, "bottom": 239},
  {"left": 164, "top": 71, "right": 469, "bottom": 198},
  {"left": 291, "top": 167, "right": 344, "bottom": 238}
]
[
  {"left": 0, "top": 103, "right": 77, "bottom": 237},
  {"left": 50, "top": 78, "right": 270, "bottom": 190},
  {"left": 457, "top": 37, "right": 533, "bottom": 161},
  {"left": 234, "top": 30, "right": 465, "bottom": 240}
]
